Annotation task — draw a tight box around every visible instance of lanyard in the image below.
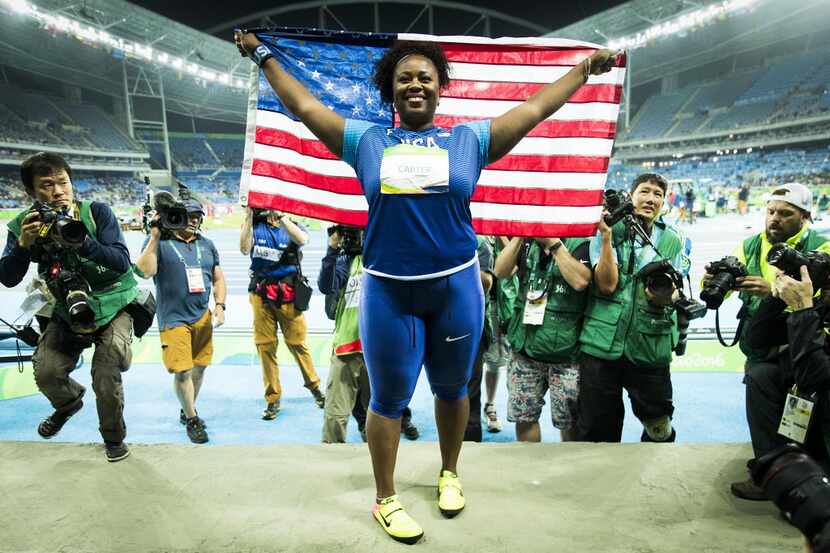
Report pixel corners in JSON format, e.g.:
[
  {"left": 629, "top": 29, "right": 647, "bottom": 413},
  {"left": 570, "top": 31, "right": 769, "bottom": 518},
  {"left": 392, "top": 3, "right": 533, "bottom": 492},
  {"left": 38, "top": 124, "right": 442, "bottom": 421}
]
[{"left": 168, "top": 239, "right": 202, "bottom": 268}]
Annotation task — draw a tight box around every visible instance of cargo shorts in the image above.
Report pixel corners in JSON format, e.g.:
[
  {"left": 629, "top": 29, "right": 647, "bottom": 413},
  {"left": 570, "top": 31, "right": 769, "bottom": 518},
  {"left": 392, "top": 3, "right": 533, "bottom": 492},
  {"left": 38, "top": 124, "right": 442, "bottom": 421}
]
[{"left": 506, "top": 352, "right": 579, "bottom": 430}]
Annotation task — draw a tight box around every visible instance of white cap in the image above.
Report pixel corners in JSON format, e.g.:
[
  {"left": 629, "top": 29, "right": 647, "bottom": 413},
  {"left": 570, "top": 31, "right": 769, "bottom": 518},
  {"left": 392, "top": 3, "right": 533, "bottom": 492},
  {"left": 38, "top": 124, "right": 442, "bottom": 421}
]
[{"left": 767, "top": 182, "right": 813, "bottom": 216}]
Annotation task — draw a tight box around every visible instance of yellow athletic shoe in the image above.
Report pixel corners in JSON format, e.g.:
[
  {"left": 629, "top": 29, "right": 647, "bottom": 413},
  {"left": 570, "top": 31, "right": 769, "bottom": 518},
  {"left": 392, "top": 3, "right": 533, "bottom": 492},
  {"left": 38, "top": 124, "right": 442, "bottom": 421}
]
[
  {"left": 372, "top": 495, "right": 424, "bottom": 545},
  {"left": 437, "top": 470, "right": 465, "bottom": 518}
]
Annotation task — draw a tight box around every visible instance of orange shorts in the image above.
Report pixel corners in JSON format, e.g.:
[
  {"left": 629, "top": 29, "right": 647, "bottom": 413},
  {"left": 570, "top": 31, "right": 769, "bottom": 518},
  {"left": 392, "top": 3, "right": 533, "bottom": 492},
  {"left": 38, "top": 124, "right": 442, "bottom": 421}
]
[{"left": 160, "top": 309, "right": 214, "bottom": 373}]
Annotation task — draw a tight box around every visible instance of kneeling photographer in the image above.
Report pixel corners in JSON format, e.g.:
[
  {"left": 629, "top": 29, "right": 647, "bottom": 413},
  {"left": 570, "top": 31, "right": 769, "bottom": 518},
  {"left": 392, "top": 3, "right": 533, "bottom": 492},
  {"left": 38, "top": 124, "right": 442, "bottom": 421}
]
[
  {"left": 577, "top": 173, "right": 697, "bottom": 443},
  {"left": 240, "top": 207, "right": 324, "bottom": 419},
  {"left": 732, "top": 246, "right": 830, "bottom": 501},
  {"left": 0, "top": 153, "right": 139, "bottom": 462}
]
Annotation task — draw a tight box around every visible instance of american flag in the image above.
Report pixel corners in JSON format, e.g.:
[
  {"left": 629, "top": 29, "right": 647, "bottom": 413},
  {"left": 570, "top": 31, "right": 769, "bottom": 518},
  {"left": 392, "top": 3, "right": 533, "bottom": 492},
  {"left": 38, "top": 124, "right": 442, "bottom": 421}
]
[{"left": 240, "top": 28, "right": 627, "bottom": 237}]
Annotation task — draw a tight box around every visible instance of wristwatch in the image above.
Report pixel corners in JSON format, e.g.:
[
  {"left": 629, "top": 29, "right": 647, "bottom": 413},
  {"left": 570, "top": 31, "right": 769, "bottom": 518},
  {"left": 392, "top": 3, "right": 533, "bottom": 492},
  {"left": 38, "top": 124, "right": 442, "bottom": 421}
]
[
  {"left": 550, "top": 240, "right": 563, "bottom": 253},
  {"left": 215, "top": 303, "right": 226, "bottom": 311}
]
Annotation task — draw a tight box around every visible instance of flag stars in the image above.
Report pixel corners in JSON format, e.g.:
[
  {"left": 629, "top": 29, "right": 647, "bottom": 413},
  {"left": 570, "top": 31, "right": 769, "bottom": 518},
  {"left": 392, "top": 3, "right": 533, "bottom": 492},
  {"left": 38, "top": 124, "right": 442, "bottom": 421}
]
[
  {"left": 352, "top": 106, "right": 363, "bottom": 116},
  {"left": 297, "top": 59, "right": 306, "bottom": 68},
  {"left": 365, "top": 95, "right": 375, "bottom": 106},
  {"left": 311, "top": 70, "right": 321, "bottom": 80},
  {"left": 351, "top": 83, "right": 361, "bottom": 94},
  {"left": 323, "top": 80, "right": 335, "bottom": 92}
]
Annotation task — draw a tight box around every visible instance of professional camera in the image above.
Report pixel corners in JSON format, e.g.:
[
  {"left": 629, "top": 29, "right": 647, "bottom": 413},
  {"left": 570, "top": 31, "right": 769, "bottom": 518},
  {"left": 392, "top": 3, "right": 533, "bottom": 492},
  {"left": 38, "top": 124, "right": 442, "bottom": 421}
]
[
  {"left": 44, "top": 259, "right": 94, "bottom": 331},
  {"left": 768, "top": 244, "right": 830, "bottom": 292},
  {"left": 32, "top": 201, "right": 87, "bottom": 246},
  {"left": 700, "top": 256, "right": 748, "bottom": 310},
  {"left": 637, "top": 259, "right": 706, "bottom": 356},
  {"left": 327, "top": 224, "right": 362, "bottom": 255},
  {"left": 151, "top": 181, "right": 194, "bottom": 232},
  {"left": 751, "top": 444, "right": 830, "bottom": 553},
  {"left": 603, "top": 188, "right": 635, "bottom": 227}
]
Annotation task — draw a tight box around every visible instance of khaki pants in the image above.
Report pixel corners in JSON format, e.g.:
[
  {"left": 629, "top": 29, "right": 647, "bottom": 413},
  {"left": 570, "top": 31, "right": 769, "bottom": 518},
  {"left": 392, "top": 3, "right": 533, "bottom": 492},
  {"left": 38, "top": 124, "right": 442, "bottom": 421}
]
[
  {"left": 32, "top": 310, "right": 133, "bottom": 443},
  {"left": 250, "top": 293, "right": 320, "bottom": 403},
  {"left": 322, "top": 352, "right": 370, "bottom": 443}
]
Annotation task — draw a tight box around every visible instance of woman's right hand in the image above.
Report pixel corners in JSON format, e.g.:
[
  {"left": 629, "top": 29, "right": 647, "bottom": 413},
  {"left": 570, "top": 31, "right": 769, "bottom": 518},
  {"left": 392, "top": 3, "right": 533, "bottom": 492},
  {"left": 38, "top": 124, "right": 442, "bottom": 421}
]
[{"left": 234, "top": 31, "right": 262, "bottom": 58}]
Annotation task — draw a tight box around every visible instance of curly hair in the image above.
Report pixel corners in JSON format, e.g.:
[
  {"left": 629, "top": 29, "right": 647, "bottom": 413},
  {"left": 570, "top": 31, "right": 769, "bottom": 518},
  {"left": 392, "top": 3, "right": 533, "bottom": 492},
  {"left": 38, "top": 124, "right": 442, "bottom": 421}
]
[{"left": 372, "top": 41, "right": 451, "bottom": 106}]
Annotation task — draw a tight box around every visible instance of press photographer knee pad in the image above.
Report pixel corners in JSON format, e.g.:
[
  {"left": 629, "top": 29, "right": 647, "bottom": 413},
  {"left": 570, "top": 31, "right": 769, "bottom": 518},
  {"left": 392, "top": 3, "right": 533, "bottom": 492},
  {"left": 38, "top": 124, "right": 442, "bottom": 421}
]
[{"left": 643, "top": 416, "right": 674, "bottom": 442}]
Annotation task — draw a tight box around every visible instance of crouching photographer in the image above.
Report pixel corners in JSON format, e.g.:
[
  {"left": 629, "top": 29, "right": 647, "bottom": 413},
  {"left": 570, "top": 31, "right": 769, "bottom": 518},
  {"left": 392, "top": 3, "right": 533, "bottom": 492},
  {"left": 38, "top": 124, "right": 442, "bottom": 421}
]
[
  {"left": 577, "top": 173, "right": 697, "bottom": 443},
  {"left": 0, "top": 153, "right": 144, "bottom": 462},
  {"left": 240, "top": 207, "right": 324, "bottom": 419},
  {"left": 731, "top": 246, "right": 830, "bottom": 501}
]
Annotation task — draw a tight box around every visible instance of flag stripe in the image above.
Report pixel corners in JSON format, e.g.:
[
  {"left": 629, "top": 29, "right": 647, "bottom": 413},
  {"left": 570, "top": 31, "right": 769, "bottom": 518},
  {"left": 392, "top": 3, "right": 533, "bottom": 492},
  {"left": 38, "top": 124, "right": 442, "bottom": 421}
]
[
  {"left": 473, "top": 219, "right": 598, "bottom": 237},
  {"left": 441, "top": 43, "right": 603, "bottom": 66},
  {"left": 472, "top": 186, "right": 603, "bottom": 207},
  {"left": 254, "top": 140, "right": 609, "bottom": 176},
  {"left": 443, "top": 81, "right": 622, "bottom": 103},
  {"left": 449, "top": 62, "right": 625, "bottom": 85},
  {"left": 248, "top": 191, "right": 368, "bottom": 227},
  {"left": 436, "top": 97, "right": 620, "bottom": 120},
  {"left": 257, "top": 114, "right": 615, "bottom": 157},
  {"left": 432, "top": 115, "right": 617, "bottom": 139},
  {"left": 251, "top": 157, "right": 603, "bottom": 206}
]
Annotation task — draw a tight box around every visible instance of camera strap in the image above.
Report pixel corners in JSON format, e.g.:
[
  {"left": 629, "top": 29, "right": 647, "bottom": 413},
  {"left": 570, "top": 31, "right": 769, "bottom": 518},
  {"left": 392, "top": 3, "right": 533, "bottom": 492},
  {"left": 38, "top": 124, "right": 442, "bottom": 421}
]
[{"left": 715, "top": 308, "right": 743, "bottom": 347}]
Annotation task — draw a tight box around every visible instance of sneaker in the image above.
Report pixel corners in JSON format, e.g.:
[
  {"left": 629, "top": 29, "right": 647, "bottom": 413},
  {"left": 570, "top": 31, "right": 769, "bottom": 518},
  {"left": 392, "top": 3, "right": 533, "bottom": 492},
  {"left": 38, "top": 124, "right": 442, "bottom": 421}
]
[
  {"left": 437, "top": 470, "right": 465, "bottom": 518},
  {"left": 401, "top": 416, "right": 419, "bottom": 440},
  {"left": 104, "top": 441, "right": 130, "bottom": 462},
  {"left": 372, "top": 495, "right": 424, "bottom": 545},
  {"left": 37, "top": 397, "right": 84, "bottom": 439},
  {"left": 262, "top": 401, "right": 281, "bottom": 420},
  {"left": 484, "top": 403, "right": 502, "bottom": 433},
  {"left": 186, "top": 417, "right": 209, "bottom": 444},
  {"left": 730, "top": 478, "right": 768, "bottom": 501},
  {"left": 179, "top": 409, "right": 206, "bottom": 428},
  {"left": 312, "top": 388, "right": 326, "bottom": 409}
]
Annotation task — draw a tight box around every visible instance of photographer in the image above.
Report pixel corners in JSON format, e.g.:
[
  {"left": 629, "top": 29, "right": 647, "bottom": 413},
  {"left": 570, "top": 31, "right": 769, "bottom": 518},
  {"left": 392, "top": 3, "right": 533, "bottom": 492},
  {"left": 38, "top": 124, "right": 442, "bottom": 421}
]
[
  {"left": 704, "top": 184, "right": 830, "bottom": 364},
  {"left": 240, "top": 207, "right": 324, "bottom": 419},
  {"left": 0, "top": 153, "right": 137, "bottom": 462},
  {"left": 494, "top": 235, "right": 591, "bottom": 442},
  {"left": 135, "top": 198, "right": 225, "bottom": 444},
  {"left": 318, "top": 225, "right": 419, "bottom": 442},
  {"left": 730, "top": 262, "right": 830, "bottom": 500},
  {"left": 578, "top": 173, "right": 690, "bottom": 443}
]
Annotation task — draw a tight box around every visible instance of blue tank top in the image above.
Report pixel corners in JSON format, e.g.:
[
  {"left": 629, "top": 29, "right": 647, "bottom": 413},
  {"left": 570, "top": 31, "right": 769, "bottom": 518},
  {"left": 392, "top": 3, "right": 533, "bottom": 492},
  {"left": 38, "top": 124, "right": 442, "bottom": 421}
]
[{"left": 342, "top": 119, "right": 490, "bottom": 280}]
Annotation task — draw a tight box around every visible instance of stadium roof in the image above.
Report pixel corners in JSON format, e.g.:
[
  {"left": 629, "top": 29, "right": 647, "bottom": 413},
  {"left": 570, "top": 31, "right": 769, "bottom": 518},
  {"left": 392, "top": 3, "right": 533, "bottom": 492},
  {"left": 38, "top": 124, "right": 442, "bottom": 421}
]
[{"left": 1, "top": 0, "right": 828, "bottom": 125}]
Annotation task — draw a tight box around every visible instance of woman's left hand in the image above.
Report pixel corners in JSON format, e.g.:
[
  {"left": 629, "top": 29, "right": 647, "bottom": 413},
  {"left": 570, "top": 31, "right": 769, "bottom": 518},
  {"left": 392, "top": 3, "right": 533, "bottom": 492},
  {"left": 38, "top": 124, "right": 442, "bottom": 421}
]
[{"left": 587, "top": 49, "right": 622, "bottom": 76}]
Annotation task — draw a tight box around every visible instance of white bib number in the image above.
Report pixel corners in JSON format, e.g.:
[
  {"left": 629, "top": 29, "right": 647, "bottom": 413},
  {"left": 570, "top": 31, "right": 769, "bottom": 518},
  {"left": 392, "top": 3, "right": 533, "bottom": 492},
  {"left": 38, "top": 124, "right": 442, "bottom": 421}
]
[
  {"left": 778, "top": 391, "right": 814, "bottom": 444},
  {"left": 379, "top": 144, "right": 449, "bottom": 195},
  {"left": 186, "top": 267, "right": 206, "bottom": 294}
]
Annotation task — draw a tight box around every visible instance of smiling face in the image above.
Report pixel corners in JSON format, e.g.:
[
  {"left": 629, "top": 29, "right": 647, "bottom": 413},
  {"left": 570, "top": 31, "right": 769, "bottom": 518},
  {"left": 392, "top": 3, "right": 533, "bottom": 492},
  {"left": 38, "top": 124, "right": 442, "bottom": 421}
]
[
  {"left": 393, "top": 54, "right": 440, "bottom": 131},
  {"left": 632, "top": 180, "right": 665, "bottom": 224},
  {"left": 765, "top": 200, "right": 806, "bottom": 244}
]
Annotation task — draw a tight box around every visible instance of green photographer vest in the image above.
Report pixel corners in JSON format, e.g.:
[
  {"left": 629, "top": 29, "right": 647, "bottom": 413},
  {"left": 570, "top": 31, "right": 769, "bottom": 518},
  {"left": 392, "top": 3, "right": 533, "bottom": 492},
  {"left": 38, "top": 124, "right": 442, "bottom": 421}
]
[
  {"left": 9, "top": 201, "right": 138, "bottom": 330},
  {"left": 579, "top": 219, "right": 684, "bottom": 367},
  {"left": 332, "top": 255, "right": 362, "bottom": 356},
  {"left": 738, "top": 228, "right": 829, "bottom": 360},
  {"left": 492, "top": 237, "right": 519, "bottom": 333},
  {"left": 507, "top": 239, "right": 588, "bottom": 363}
]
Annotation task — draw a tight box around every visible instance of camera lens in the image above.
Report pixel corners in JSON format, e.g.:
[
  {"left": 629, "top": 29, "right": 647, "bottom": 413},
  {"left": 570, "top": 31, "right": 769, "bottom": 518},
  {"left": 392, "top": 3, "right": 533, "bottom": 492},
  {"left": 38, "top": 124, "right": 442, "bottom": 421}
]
[{"left": 700, "top": 273, "right": 736, "bottom": 310}]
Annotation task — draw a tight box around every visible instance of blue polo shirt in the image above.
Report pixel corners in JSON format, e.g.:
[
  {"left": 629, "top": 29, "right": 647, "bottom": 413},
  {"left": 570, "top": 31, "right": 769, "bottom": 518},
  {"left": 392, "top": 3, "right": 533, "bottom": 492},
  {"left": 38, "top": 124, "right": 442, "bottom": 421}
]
[
  {"left": 341, "top": 119, "right": 490, "bottom": 280},
  {"left": 144, "top": 234, "right": 220, "bottom": 330}
]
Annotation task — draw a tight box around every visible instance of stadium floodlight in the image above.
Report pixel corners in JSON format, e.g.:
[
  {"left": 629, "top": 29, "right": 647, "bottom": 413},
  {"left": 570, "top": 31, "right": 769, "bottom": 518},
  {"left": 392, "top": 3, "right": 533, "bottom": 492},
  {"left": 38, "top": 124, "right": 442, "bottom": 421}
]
[
  {"left": 608, "top": 0, "right": 758, "bottom": 51},
  {"left": 0, "top": 0, "right": 248, "bottom": 90}
]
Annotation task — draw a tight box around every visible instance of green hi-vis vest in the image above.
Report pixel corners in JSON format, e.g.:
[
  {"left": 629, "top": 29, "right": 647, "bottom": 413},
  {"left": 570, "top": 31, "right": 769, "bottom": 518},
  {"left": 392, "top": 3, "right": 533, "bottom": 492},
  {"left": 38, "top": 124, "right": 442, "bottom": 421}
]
[
  {"left": 738, "top": 229, "right": 829, "bottom": 360},
  {"left": 579, "top": 220, "right": 684, "bottom": 367},
  {"left": 507, "top": 239, "right": 589, "bottom": 363},
  {"left": 333, "top": 255, "right": 362, "bottom": 356},
  {"left": 8, "top": 201, "right": 138, "bottom": 330}
]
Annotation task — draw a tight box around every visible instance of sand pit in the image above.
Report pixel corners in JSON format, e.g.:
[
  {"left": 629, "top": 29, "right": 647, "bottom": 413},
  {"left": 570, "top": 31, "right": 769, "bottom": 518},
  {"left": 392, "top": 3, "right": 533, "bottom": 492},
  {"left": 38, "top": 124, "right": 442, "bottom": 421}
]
[{"left": 0, "top": 441, "right": 802, "bottom": 553}]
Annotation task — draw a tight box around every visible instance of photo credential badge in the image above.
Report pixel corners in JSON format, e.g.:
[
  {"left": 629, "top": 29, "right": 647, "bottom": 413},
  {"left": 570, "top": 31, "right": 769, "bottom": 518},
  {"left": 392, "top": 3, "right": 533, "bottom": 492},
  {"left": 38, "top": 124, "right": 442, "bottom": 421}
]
[{"left": 379, "top": 144, "right": 449, "bottom": 195}]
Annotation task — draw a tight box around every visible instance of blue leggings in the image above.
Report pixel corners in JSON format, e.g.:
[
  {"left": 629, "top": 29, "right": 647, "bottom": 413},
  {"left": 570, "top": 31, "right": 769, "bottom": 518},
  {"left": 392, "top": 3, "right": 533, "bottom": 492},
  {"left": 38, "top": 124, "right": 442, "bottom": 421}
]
[{"left": 359, "top": 262, "right": 485, "bottom": 418}]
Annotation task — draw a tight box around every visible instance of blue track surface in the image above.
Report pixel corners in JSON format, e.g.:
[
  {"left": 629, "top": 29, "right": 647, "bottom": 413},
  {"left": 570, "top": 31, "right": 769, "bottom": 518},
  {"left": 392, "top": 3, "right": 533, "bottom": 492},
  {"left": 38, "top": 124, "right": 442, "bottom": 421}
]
[{"left": 0, "top": 361, "right": 749, "bottom": 445}]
